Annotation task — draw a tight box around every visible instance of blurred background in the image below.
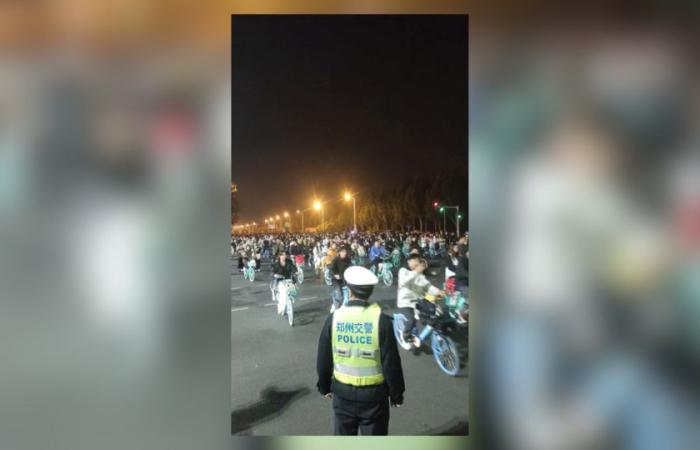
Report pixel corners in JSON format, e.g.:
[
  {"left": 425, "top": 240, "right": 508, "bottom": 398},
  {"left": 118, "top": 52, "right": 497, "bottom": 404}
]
[
  {"left": 2, "top": 1, "right": 699, "bottom": 449},
  {"left": 470, "top": 6, "right": 700, "bottom": 450}
]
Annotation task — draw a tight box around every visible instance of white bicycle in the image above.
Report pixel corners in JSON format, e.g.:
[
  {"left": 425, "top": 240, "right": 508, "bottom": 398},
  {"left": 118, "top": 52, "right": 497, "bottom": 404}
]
[{"left": 271, "top": 275, "right": 298, "bottom": 327}]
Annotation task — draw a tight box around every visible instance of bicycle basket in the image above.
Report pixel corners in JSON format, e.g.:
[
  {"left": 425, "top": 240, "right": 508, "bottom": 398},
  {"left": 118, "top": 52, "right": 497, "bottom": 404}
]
[{"left": 415, "top": 298, "right": 437, "bottom": 317}]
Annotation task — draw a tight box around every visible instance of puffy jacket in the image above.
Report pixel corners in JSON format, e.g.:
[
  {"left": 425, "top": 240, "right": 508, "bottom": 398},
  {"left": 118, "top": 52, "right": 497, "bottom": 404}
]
[{"left": 396, "top": 267, "right": 441, "bottom": 309}]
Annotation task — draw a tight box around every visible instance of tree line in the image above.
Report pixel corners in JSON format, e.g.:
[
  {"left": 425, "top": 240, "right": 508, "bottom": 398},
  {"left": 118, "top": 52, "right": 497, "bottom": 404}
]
[{"left": 319, "top": 169, "right": 467, "bottom": 233}]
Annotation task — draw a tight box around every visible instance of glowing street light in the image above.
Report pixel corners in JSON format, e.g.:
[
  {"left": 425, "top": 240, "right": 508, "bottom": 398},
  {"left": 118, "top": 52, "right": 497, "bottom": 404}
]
[
  {"left": 284, "top": 212, "right": 289, "bottom": 218},
  {"left": 275, "top": 214, "right": 280, "bottom": 220}
]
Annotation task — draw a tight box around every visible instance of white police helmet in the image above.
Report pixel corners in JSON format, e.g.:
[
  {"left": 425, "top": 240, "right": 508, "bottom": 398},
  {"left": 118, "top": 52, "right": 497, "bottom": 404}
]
[{"left": 343, "top": 266, "right": 379, "bottom": 300}]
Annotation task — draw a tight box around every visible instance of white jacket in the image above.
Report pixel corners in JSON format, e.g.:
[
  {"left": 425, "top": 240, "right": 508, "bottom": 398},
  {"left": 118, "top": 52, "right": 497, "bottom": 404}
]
[{"left": 397, "top": 267, "right": 442, "bottom": 309}]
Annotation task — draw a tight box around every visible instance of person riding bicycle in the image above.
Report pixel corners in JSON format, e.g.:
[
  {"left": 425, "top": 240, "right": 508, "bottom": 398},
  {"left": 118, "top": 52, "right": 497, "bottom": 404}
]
[
  {"left": 271, "top": 250, "right": 298, "bottom": 313},
  {"left": 289, "top": 239, "right": 305, "bottom": 267},
  {"left": 396, "top": 254, "right": 444, "bottom": 348},
  {"left": 446, "top": 244, "right": 468, "bottom": 294},
  {"left": 368, "top": 240, "right": 390, "bottom": 272},
  {"left": 322, "top": 242, "right": 338, "bottom": 279},
  {"left": 329, "top": 246, "right": 352, "bottom": 312}
]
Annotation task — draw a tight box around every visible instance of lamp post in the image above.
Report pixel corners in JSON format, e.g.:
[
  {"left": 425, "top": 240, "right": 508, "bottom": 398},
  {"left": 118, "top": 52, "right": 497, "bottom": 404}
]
[
  {"left": 296, "top": 209, "right": 303, "bottom": 232},
  {"left": 439, "top": 207, "right": 446, "bottom": 234},
  {"left": 456, "top": 208, "right": 461, "bottom": 236},
  {"left": 314, "top": 200, "right": 323, "bottom": 231},
  {"left": 344, "top": 191, "right": 356, "bottom": 232},
  {"left": 438, "top": 205, "right": 461, "bottom": 236}
]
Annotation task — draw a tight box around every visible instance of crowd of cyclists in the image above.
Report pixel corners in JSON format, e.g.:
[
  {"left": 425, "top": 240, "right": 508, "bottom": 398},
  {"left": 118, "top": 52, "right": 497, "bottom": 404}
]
[{"left": 231, "top": 230, "right": 469, "bottom": 346}]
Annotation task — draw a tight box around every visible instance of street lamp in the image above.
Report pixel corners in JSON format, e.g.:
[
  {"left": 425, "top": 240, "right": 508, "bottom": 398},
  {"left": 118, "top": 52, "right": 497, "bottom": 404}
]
[
  {"left": 439, "top": 205, "right": 461, "bottom": 236},
  {"left": 313, "top": 200, "right": 324, "bottom": 231},
  {"left": 439, "top": 206, "right": 446, "bottom": 233},
  {"left": 296, "top": 209, "right": 304, "bottom": 232},
  {"left": 344, "top": 191, "right": 356, "bottom": 232}
]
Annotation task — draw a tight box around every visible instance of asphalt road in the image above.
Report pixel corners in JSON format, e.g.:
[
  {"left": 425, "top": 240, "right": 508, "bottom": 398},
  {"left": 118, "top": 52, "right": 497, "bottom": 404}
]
[{"left": 230, "top": 258, "right": 468, "bottom": 436}]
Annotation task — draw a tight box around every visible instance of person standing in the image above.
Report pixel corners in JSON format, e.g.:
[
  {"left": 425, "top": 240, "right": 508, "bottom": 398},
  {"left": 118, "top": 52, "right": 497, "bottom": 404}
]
[
  {"left": 329, "top": 246, "right": 352, "bottom": 312},
  {"left": 316, "top": 266, "right": 405, "bottom": 435}
]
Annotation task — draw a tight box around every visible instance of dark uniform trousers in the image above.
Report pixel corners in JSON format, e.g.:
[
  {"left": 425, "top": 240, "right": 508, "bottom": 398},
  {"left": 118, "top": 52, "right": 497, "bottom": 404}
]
[{"left": 333, "top": 394, "right": 389, "bottom": 435}]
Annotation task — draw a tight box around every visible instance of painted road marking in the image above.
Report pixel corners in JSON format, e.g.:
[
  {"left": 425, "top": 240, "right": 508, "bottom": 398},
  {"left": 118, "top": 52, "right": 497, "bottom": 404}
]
[
  {"left": 263, "top": 296, "right": 318, "bottom": 307},
  {"left": 231, "top": 307, "right": 249, "bottom": 312}
]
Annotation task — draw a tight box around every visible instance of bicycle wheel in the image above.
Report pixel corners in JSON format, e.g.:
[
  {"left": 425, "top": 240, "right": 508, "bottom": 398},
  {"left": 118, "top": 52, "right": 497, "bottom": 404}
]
[
  {"left": 383, "top": 270, "right": 393, "bottom": 286},
  {"left": 249, "top": 269, "right": 255, "bottom": 282},
  {"left": 243, "top": 268, "right": 249, "bottom": 280},
  {"left": 287, "top": 297, "right": 294, "bottom": 327},
  {"left": 324, "top": 269, "right": 332, "bottom": 286},
  {"left": 431, "top": 333, "right": 460, "bottom": 376},
  {"left": 393, "top": 314, "right": 412, "bottom": 350},
  {"left": 297, "top": 266, "right": 304, "bottom": 284}
]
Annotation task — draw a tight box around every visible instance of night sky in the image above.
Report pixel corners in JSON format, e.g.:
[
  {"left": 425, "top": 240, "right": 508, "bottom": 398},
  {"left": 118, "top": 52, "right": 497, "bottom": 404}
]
[{"left": 232, "top": 15, "right": 468, "bottom": 223}]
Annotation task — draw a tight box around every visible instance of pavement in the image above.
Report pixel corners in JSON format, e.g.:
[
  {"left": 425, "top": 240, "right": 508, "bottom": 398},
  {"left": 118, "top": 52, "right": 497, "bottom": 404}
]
[{"left": 230, "top": 258, "right": 468, "bottom": 436}]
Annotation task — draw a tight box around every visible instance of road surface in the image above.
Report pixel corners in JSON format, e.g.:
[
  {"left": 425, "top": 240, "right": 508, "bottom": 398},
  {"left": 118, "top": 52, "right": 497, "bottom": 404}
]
[{"left": 230, "top": 258, "right": 468, "bottom": 435}]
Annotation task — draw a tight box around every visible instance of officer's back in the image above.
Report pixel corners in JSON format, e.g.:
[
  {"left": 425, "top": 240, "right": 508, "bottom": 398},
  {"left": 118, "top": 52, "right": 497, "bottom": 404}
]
[{"left": 316, "top": 266, "right": 405, "bottom": 435}]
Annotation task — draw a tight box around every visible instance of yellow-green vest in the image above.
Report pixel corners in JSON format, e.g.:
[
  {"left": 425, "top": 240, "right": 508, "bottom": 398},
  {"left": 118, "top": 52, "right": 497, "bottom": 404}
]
[{"left": 331, "top": 303, "right": 384, "bottom": 386}]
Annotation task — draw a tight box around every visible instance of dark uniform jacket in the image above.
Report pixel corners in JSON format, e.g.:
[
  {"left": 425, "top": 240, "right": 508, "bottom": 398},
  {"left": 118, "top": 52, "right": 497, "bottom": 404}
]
[{"left": 316, "top": 301, "right": 405, "bottom": 404}]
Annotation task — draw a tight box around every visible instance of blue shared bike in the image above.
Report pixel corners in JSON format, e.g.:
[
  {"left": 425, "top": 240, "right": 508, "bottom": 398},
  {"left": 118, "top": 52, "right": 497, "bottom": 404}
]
[
  {"left": 392, "top": 297, "right": 461, "bottom": 376},
  {"left": 242, "top": 259, "right": 257, "bottom": 282},
  {"left": 370, "top": 256, "right": 394, "bottom": 286},
  {"left": 330, "top": 280, "right": 350, "bottom": 312}
]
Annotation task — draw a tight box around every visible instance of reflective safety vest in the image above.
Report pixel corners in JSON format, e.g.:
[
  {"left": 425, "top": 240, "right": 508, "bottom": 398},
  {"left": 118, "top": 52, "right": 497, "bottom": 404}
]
[{"left": 331, "top": 303, "right": 384, "bottom": 386}]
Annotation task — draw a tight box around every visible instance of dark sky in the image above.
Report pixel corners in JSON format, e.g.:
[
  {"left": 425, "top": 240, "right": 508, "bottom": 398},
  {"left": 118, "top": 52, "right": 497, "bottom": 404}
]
[{"left": 232, "top": 15, "right": 468, "bottom": 222}]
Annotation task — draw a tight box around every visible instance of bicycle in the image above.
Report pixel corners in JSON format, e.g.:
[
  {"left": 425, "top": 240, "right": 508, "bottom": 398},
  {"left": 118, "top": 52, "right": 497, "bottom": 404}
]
[
  {"left": 391, "top": 248, "right": 401, "bottom": 267},
  {"left": 443, "top": 278, "right": 469, "bottom": 326},
  {"left": 242, "top": 258, "right": 256, "bottom": 282},
  {"left": 330, "top": 280, "right": 350, "bottom": 312},
  {"left": 294, "top": 254, "right": 305, "bottom": 284},
  {"left": 370, "top": 256, "right": 394, "bottom": 287},
  {"left": 323, "top": 265, "right": 333, "bottom": 286},
  {"left": 272, "top": 274, "right": 298, "bottom": 327},
  {"left": 392, "top": 296, "right": 461, "bottom": 376}
]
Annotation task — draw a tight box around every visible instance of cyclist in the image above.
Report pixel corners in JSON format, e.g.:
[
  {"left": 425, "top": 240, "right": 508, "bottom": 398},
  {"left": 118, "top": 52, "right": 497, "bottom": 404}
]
[
  {"left": 322, "top": 242, "right": 338, "bottom": 282},
  {"left": 368, "top": 240, "right": 389, "bottom": 273},
  {"left": 396, "top": 254, "right": 444, "bottom": 348},
  {"left": 329, "top": 246, "right": 352, "bottom": 312},
  {"left": 271, "top": 250, "right": 298, "bottom": 314},
  {"left": 446, "top": 244, "right": 468, "bottom": 294},
  {"left": 290, "top": 239, "right": 305, "bottom": 269}
]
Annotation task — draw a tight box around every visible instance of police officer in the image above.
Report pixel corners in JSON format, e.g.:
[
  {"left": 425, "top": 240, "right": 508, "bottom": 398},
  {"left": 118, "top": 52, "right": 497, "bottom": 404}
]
[{"left": 316, "top": 266, "right": 405, "bottom": 435}]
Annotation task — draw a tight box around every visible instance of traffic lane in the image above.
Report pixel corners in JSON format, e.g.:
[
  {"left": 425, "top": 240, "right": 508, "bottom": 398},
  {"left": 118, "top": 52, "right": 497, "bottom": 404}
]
[
  {"left": 231, "top": 263, "right": 468, "bottom": 435},
  {"left": 231, "top": 307, "right": 468, "bottom": 433}
]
